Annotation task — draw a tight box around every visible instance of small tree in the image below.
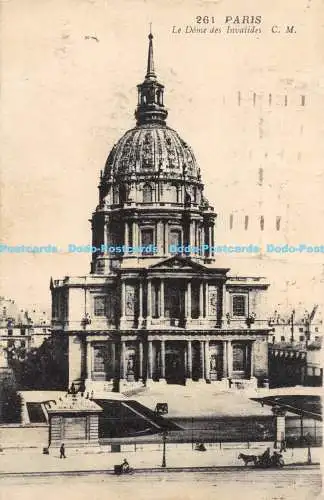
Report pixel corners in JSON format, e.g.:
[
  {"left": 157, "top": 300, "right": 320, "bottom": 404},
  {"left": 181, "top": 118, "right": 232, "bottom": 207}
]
[{"left": 0, "top": 369, "right": 22, "bottom": 423}]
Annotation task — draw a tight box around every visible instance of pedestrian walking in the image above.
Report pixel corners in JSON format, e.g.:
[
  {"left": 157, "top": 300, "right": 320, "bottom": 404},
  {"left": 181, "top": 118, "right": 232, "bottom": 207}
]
[{"left": 60, "top": 443, "right": 66, "bottom": 459}]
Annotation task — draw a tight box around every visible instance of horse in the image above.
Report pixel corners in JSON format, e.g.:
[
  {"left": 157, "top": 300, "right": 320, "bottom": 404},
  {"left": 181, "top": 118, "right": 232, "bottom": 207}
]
[{"left": 238, "top": 453, "right": 258, "bottom": 466}]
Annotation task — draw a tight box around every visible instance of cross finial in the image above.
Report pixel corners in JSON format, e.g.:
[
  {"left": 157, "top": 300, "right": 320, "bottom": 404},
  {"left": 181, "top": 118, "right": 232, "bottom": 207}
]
[{"left": 146, "top": 27, "right": 155, "bottom": 78}]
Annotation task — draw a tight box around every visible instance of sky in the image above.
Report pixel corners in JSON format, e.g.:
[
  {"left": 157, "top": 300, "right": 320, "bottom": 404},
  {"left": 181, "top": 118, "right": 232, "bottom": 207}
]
[{"left": 1, "top": 0, "right": 324, "bottom": 314}]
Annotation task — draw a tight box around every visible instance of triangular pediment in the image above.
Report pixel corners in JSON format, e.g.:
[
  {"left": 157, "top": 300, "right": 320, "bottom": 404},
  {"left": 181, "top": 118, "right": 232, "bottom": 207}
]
[{"left": 149, "top": 255, "right": 208, "bottom": 272}]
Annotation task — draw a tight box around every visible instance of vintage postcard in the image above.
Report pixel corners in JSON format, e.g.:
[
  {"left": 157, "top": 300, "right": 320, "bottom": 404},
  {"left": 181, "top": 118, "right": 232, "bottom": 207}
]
[{"left": 0, "top": 1, "right": 323, "bottom": 499}]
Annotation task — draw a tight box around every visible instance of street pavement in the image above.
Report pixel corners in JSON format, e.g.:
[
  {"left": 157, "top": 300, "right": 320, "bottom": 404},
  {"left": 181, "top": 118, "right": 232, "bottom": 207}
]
[
  {"left": 1, "top": 467, "right": 322, "bottom": 500},
  {"left": 0, "top": 445, "right": 321, "bottom": 476}
]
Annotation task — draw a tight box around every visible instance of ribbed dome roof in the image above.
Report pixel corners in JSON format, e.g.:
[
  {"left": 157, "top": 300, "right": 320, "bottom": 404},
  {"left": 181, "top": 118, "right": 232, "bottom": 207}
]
[{"left": 104, "top": 124, "right": 200, "bottom": 181}]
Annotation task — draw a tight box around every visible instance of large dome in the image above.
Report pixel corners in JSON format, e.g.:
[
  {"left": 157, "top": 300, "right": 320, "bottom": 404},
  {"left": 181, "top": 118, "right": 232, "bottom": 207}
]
[{"left": 104, "top": 124, "right": 201, "bottom": 181}]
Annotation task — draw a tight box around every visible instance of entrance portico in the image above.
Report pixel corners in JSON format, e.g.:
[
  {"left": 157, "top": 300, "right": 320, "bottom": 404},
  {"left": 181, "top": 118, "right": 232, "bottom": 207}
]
[{"left": 84, "top": 334, "right": 260, "bottom": 391}]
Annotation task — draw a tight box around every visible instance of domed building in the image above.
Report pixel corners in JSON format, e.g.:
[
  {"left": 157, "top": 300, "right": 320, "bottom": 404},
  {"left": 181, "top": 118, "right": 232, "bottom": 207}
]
[{"left": 51, "top": 34, "right": 270, "bottom": 393}]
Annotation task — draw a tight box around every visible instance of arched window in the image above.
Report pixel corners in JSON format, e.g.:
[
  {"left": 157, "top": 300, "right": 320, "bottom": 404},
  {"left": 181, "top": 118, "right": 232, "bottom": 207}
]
[
  {"left": 141, "top": 228, "right": 154, "bottom": 255},
  {"left": 232, "top": 295, "right": 246, "bottom": 317},
  {"left": 143, "top": 184, "right": 153, "bottom": 203},
  {"left": 119, "top": 185, "right": 127, "bottom": 203}
]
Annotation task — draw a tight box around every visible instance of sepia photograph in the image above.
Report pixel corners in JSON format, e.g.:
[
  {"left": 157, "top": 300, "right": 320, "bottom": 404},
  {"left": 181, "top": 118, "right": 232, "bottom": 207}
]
[{"left": 0, "top": 1, "right": 323, "bottom": 499}]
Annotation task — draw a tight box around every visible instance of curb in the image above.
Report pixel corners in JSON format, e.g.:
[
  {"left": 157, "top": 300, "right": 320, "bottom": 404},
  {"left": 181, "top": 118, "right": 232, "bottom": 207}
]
[{"left": 0, "top": 463, "right": 319, "bottom": 478}]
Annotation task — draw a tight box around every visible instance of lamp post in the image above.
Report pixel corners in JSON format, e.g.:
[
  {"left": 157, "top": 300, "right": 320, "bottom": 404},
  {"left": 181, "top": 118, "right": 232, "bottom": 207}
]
[
  {"left": 161, "top": 430, "right": 167, "bottom": 468},
  {"left": 290, "top": 309, "right": 295, "bottom": 343}
]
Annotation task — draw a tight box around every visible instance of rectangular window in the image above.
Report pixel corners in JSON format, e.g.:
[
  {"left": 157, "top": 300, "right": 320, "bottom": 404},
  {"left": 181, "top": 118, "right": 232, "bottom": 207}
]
[
  {"left": 208, "top": 285, "right": 218, "bottom": 316},
  {"left": 94, "top": 296, "right": 107, "bottom": 317},
  {"left": 232, "top": 295, "right": 246, "bottom": 317}
]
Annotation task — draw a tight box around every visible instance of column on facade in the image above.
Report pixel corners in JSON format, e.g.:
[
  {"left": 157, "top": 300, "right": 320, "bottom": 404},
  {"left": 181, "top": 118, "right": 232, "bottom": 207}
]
[
  {"left": 157, "top": 221, "right": 164, "bottom": 256},
  {"left": 203, "top": 226, "right": 208, "bottom": 257},
  {"left": 250, "top": 341, "right": 254, "bottom": 379},
  {"left": 160, "top": 339, "right": 166, "bottom": 379},
  {"left": 190, "top": 221, "right": 195, "bottom": 248},
  {"left": 227, "top": 341, "right": 233, "bottom": 378},
  {"left": 86, "top": 340, "right": 92, "bottom": 379},
  {"left": 138, "top": 340, "right": 143, "bottom": 380},
  {"left": 204, "top": 340, "right": 210, "bottom": 381},
  {"left": 138, "top": 280, "right": 143, "bottom": 326},
  {"left": 120, "top": 279, "right": 126, "bottom": 322},
  {"left": 199, "top": 281, "right": 204, "bottom": 320},
  {"left": 222, "top": 283, "right": 227, "bottom": 327},
  {"left": 187, "top": 281, "right": 192, "bottom": 319},
  {"left": 208, "top": 226, "right": 213, "bottom": 257},
  {"left": 183, "top": 282, "right": 188, "bottom": 324},
  {"left": 147, "top": 340, "right": 153, "bottom": 380},
  {"left": 120, "top": 340, "right": 126, "bottom": 379},
  {"left": 124, "top": 221, "right": 129, "bottom": 248},
  {"left": 160, "top": 279, "right": 165, "bottom": 319},
  {"left": 211, "top": 222, "right": 215, "bottom": 250},
  {"left": 111, "top": 342, "right": 116, "bottom": 380},
  {"left": 146, "top": 279, "right": 152, "bottom": 326},
  {"left": 85, "top": 288, "right": 91, "bottom": 321},
  {"left": 222, "top": 340, "right": 228, "bottom": 379},
  {"left": 163, "top": 222, "right": 168, "bottom": 256},
  {"left": 103, "top": 217, "right": 109, "bottom": 249},
  {"left": 132, "top": 221, "right": 139, "bottom": 249},
  {"left": 187, "top": 340, "right": 193, "bottom": 379},
  {"left": 199, "top": 341, "right": 205, "bottom": 380}
]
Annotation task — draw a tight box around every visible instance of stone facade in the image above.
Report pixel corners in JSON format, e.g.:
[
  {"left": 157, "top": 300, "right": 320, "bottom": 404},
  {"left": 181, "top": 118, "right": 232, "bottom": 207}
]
[{"left": 51, "top": 33, "right": 270, "bottom": 394}]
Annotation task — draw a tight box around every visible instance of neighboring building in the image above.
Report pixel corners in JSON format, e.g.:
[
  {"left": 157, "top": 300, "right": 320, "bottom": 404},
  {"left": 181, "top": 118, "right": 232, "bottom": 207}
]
[
  {"left": 268, "top": 305, "right": 322, "bottom": 344},
  {"left": 269, "top": 338, "right": 323, "bottom": 388},
  {"left": 51, "top": 33, "right": 271, "bottom": 394},
  {"left": 0, "top": 297, "right": 51, "bottom": 368},
  {"left": 306, "top": 338, "right": 323, "bottom": 386},
  {"left": 268, "top": 306, "right": 323, "bottom": 387}
]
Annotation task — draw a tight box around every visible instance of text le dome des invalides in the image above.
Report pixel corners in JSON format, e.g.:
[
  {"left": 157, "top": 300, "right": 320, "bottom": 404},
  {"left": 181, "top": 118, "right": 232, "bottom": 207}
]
[{"left": 51, "top": 33, "right": 270, "bottom": 394}]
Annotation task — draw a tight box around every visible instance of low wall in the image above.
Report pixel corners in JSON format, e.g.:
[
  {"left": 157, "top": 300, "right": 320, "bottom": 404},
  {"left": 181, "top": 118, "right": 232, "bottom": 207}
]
[{"left": 0, "top": 424, "right": 49, "bottom": 449}]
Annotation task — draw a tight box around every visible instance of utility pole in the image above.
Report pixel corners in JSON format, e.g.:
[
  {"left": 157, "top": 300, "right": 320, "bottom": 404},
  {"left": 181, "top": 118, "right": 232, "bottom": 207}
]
[{"left": 161, "top": 430, "right": 167, "bottom": 468}]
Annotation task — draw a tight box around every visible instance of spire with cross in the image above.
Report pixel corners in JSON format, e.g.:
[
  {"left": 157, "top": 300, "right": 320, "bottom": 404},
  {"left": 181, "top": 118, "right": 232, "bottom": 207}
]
[{"left": 135, "top": 31, "right": 168, "bottom": 126}]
